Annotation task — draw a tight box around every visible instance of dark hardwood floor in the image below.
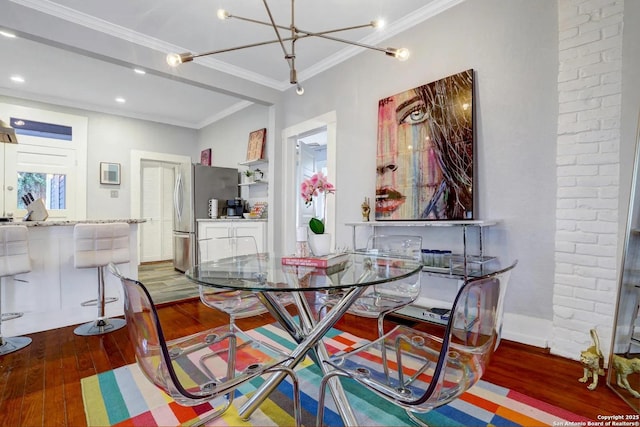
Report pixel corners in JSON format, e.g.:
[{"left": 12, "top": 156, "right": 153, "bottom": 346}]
[{"left": 0, "top": 293, "right": 633, "bottom": 426}]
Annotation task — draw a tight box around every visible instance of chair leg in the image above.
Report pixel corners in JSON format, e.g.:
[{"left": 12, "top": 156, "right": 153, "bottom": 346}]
[
  {"left": 406, "top": 409, "right": 430, "bottom": 426},
  {"left": 74, "top": 266, "right": 126, "bottom": 336},
  {"left": 378, "top": 312, "right": 394, "bottom": 384},
  {"left": 317, "top": 371, "right": 349, "bottom": 427}
]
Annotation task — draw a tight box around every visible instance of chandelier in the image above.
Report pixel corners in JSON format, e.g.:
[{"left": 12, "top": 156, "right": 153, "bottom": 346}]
[{"left": 166, "top": 0, "right": 410, "bottom": 95}]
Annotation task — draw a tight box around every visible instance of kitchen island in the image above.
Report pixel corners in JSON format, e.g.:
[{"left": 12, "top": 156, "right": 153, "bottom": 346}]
[{"left": 1, "top": 219, "right": 143, "bottom": 336}]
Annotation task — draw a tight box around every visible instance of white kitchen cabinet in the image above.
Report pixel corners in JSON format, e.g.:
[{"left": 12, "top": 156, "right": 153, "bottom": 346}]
[{"left": 197, "top": 219, "right": 267, "bottom": 261}]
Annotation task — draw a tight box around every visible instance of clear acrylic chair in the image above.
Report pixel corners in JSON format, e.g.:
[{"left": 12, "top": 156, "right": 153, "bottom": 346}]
[
  {"left": 198, "top": 236, "right": 291, "bottom": 326},
  {"left": 321, "top": 234, "right": 423, "bottom": 339},
  {"left": 317, "top": 261, "right": 517, "bottom": 427},
  {"left": 108, "top": 263, "right": 301, "bottom": 427}
]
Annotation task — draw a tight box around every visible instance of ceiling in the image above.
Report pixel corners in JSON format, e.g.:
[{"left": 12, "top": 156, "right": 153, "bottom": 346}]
[{"left": 0, "top": 0, "right": 462, "bottom": 129}]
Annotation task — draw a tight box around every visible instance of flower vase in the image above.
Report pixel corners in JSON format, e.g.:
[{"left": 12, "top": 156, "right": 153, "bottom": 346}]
[{"left": 308, "top": 233, "right": 332, "bottom": 256}]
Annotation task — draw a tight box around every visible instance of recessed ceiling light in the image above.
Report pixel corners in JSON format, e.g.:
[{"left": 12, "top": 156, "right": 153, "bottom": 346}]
[
  {"left": 10, "top": 75, "right": 25, "bottom": 83},
  {"left": 0, "top": 30, "right": 16, "bottom": 38},
  {"left": 115, "top": 97, "right": 126, "bottom": 103},
  {"left": 133, "top": 68, "right": 146, "bottom": 75}
]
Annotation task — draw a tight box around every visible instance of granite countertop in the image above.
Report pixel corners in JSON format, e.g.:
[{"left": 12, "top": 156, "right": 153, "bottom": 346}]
[
  {"left": 0, "top": 218, "right": 146, "bottom": 227},
  {"left": 197, "top": 218, "right": 267, "bottom": 222}
]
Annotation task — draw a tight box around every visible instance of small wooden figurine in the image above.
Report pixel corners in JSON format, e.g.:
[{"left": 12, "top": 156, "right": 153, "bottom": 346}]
[{"left": 361, "top": 197, "right": 371, "bottom": 222}]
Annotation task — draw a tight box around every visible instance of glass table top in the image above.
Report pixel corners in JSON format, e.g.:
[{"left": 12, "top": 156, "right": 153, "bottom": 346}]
[{"left": 186, "top": 252, "right": 424, "bottom": 292}]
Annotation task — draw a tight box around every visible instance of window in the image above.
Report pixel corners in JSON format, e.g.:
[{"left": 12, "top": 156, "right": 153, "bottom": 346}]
[{"left": 17, "top": 172, "right": 66, "bottom": 209}]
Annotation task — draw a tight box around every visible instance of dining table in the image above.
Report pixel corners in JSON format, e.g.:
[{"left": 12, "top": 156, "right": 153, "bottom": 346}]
[{"left": 186, "top": 252, "right": 423, "bottom": 426}]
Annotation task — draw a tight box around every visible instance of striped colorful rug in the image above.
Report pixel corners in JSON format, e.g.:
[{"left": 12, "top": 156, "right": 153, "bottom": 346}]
[{"left": 81, "top": 324, "right": 588, "bottom": 426}]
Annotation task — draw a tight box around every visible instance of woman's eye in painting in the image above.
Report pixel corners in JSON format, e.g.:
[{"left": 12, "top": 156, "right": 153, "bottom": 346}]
[
  {"left": 397, "top": 98, "right": 428, "bottom": 125},
  {"left": 376, "top": 164, "right": 398, "bottom": 175}
]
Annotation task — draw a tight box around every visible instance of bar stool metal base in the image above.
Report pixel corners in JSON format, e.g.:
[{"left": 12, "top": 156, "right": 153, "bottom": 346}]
[
  {"left": 0, "top": 336, "right": 32, "bottom": 356},
  {"left": 73, "top": 318, "right": 126, "bottom": 336}
]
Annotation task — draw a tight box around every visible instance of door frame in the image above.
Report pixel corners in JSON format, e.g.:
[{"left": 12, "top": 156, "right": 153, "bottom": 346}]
[
  {"left": 281, "top": 111, "right": 337, "bottom": 257},
  {"left": 130, "top": 150, "right": 190, "bottom": 264}
]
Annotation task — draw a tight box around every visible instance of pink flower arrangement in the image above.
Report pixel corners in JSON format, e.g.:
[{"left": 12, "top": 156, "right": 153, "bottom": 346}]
[
  {"left": 300, "top": 172, "right": 335, "bottom": 234},
  {"left": 300, "top": 171, "right": 335, "bottom": 205}
]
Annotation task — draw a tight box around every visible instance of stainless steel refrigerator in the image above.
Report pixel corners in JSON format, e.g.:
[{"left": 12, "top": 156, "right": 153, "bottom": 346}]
[{"left": 173, "top": 163, "right": 239, "bottom": 272}]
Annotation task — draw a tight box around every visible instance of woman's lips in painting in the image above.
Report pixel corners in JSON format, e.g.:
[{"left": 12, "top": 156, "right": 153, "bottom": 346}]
[{"left": 375, "top": 187, "right": 405, "bottom": 213}]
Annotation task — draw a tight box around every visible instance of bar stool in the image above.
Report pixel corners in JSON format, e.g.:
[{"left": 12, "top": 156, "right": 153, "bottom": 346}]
[
  {"left": 0, "top": 225, "right": 32, "bottom": 356},
  {"left": 73, "top": 222, "right": 129, "bottom": 336}
]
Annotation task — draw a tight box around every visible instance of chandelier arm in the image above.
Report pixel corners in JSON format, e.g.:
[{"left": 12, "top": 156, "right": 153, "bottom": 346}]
[
  {"left": 294, "top": 29, "right": 388, "bottom": 54},
  {"left": 261, "top": 0, "right": 290, "bottom": 58},
  {"left": 191, "top": 36, "right": 297, "bottom": 58},
  {"left": 228, "top": 14, "right": 375, "bottom": 37},
  {"left": 230, "top": 15, "right": 290, "bottom": 33},
  {"left": 301, "top": 23, "right": 376, "bottom": 35}
]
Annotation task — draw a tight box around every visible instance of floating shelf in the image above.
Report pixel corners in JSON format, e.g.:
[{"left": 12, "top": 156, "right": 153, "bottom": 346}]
[
  {"left": 239, "top": 159, "right": 268, "bottom": 167},
  {"left": 238, "top": 180, "right": 268, "bottom": 187}
]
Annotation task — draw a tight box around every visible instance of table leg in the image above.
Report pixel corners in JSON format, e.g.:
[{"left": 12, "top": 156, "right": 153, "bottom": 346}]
[
  {"left": 259, "top": 292, "right": 303, "bottom": 342},
  {"left": 239, "top": 285, "right": 368, "bottom": 426}
]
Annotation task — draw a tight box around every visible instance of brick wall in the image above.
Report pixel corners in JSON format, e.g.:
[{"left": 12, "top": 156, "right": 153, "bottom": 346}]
[{"left": 554, "top": 0, "right": 624, "bottom": 359}]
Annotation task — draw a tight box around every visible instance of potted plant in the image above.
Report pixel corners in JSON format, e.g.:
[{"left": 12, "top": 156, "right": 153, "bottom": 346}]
[
  {"left": 300, "top": 171, "right": 335, "bottom": 255},
  {"left": 243, "top": 169, "right": 254, "bottom": 183}
]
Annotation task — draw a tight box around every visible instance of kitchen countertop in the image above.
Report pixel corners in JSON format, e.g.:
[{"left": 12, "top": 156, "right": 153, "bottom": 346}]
[
  {"left": 197, "top": 218, "right": 267, "bottom": 222},
  {"left": 0, "top": 218, "right": 146, "bottom": 227}
]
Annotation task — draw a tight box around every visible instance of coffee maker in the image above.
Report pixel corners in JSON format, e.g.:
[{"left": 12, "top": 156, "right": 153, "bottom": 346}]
[{"left": 226, "top": 198, "right": 244, "bottom": 217}]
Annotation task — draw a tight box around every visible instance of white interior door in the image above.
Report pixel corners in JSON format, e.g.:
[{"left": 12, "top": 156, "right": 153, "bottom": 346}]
[
  {"left": 140, "top": 160, "right": 175, "bottom": 262},
  {"left": 297, "top": 140, "right": 317, "bottom": 228},
  {"left": 0, "top": 103, "right": 87, "bottom": 221},
  {"left": 161, "top": 165, "right": 174, "bottom": 259}
]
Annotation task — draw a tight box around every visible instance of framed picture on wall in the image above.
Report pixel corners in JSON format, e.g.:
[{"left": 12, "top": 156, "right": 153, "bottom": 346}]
[
  {"left": 375, "top": 69, "right": 475, "bottom": 221},
  {"left": 201, "top": 148, "right": 212, "bottom": 166},
  {"left": 246, "top": 128, "right": 266, "bottom": 161},
  {"left": 100, "top": 162, "right": 121, "bottom": 185}
]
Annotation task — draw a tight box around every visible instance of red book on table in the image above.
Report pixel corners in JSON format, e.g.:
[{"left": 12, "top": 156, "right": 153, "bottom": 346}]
[{"left": 281, "top": 253, "right": 349, "bottom": 268}]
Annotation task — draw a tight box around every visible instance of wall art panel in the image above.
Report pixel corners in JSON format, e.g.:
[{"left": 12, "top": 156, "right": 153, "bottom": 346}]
[{"left": 376, "top": 69, "right": 474, "bottom": 220}]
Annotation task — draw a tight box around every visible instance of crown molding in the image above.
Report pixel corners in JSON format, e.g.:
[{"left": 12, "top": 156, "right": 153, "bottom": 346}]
[
  {"left": 197, "top": 100, "right": 255, "bottom": 129},
  {"left": 12, "top": 0, "right": 465, "bottom": 92}
]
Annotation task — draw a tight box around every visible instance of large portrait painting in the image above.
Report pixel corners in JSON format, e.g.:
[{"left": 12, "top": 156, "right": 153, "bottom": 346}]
[{"left": 375, "top": 69, "right": 474, "bottom": 220}]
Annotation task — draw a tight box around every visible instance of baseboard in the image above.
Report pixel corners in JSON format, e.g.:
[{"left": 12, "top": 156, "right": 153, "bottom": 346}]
[{"left": 501, "top": 312, "right": 552, "bottom": 349}]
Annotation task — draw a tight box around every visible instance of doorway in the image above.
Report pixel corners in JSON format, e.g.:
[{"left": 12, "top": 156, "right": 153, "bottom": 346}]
[
  {"left": 130, "top": 150, "right": 190, "bottom": 265},
  {"left": 296, "top": 129, "right": 328, "bottom": 228},
  {"left": 282, "top": 111, "right": 336, "bottom": 256},
  {"left": 140, "top": 160, "right": 175, "bottom": 262}
]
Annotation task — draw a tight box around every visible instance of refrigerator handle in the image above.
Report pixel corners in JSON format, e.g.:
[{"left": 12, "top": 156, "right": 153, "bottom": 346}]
[{"left": 174, "top": 171, "right": 183, "bottom": 222}]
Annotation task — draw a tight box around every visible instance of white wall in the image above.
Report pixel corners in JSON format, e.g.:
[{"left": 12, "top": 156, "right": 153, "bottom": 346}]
[
  {"left": 0, "top": 95, "right": 198, "bottom": 219},
  {"left": 275, "top": 0, "right": 559, "bottom": 346},
  {"left": 198, "top": 103, "right": 269, "bottom": 169}
]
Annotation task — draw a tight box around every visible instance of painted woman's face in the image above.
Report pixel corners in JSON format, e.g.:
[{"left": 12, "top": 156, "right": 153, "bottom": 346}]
[{"left": 375, "top": 88, "right": 443, "bottom": 219}]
